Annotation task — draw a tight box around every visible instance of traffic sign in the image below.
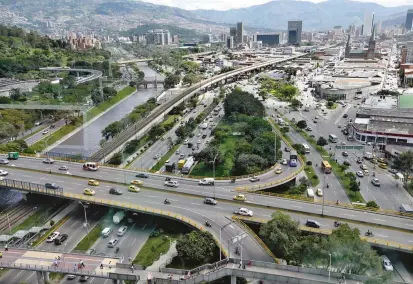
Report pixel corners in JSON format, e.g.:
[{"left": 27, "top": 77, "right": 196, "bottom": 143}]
[
  {"left": 231, "top": 233, "right": 247, "bottom": 244},
  {"left": 335, "top": 145, "right": 364, "bottom": 150}
]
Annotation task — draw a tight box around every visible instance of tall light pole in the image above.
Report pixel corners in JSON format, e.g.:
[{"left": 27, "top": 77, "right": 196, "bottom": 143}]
[
  {"left": 79, "top": 202, "right": 89, "bottom": 238},
  {"left": 220, "top": 220, "right": 233, "bottom": 261},
  {"left": 210, "top": 153, "right": 219, "bottom": 199},
  {"left": 328, "top": 253, "right": 332, "bottom": 281}
]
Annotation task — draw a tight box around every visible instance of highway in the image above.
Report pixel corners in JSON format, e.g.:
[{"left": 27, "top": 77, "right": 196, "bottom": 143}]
[
  {"left": 49, "top": 63, "right": 164, "bottom": 157},
  {"left": 1, "top": 163, "right": 413, "bottom": 250},
  {"left": 25, "top": 119, "right": 66, "bottom": 146},
  {"left": 2, "top": 205, "right": 106, "bottom": 284}
]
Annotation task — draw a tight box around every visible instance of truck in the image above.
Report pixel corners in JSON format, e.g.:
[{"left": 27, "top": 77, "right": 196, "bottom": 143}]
[
  {"left": 399, "top": 204, "right": 413, "bottom": 213},
  {"left": 178, "top": 159, "right": 186, "bottom": 170},
  {"left": 165, "top": 162, "right": 176, "bottom": 172},
  {"left": 181, "top": 157, "right": 194, "bottom": 174},
  {"left": 8, "top": 152, "right": 19, "bottom": 160},
  {"left": 198, "top": 178, "right": 215, "bottom": 185},
  {"left": 113, "top": 211, "right": 125, "bottom": 224},
  {"left": 363, "top": 152, "right": 373, "bottom": 160}
]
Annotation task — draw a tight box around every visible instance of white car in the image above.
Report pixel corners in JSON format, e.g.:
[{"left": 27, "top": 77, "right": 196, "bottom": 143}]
[
  {"left": 46, "top": 232, "right": 60, "bottom": 243},
  {"left": 356, "top": 171, "right": 364, "bottom": 177},
  {"left": 281, "top": 159, "right": 288, "bottom": 165},
  {"left": 0, "top": 170, "right": 8, "bottom": 176},
  {"left": 164, "top": 180, "right": 179, "bottom": 187},
  {"left": 316, "top": 188, "right": 323, "bottom": 197},
  {"left": 371, "top": 178, "right": 380, "bottom": 187},
  {"left": 234, "top": 208, "right": 253, "bottom": 217},
  {"left": 381, "top": 255, "right": 393, "bottom": 271},
  {"left": 42, "top": 129, "right": 49, "bottom": 135},
  {"left": 183, "top": 139, "right": 189, "bottom": 145}
]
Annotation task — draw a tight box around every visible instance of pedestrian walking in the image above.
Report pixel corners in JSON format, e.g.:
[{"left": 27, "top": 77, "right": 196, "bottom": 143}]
[
  {"left": 242, "top": 264, "right": 246, "bottom": 270},
  {"left": 238, "top": 260, "right": 242, "bottom": 268},
  {"left": 109, "top": 261, "right": 112, "bottom": 269},
  {"left": 248, "top": 260, "right": 252, "bottom": 267},
  {"left": 4, "top": 244, "right": 8, "bottom": 252},
  {"left": 74, "top": 264, "right": 77, "bottom": 272},
  {"left": 131, "top": 264, "right": 134, "bottom": 273},
  {"left": 100, "top": 263, "right": 103, "bottom": 269}
]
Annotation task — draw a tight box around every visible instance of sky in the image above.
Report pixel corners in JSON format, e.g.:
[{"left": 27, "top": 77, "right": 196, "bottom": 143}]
[{"left": 139, "top": 0, "right": 412, "bottom": 10}]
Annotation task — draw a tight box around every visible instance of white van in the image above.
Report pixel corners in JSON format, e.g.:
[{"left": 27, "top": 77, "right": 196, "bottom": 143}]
[
  {"left": 198, "top": 178, "right": 215, "bottom": 185},
  {"left": 307, "top": 188, "right": 315, "bottom": 198},
  {"left": 200, "top": 123, "right": 208, "bottom": 129},
  {"left": 101, "top": 227, "right": 112, "bottom": 238},
  {"left": 117, "top": 225, "right": 128, "bottom": 236}
]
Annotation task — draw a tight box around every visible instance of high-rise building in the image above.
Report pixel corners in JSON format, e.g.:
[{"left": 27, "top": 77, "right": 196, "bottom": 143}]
[
  {"left": 144, "top": 29, "right": 171, "bottom": 45},
  {"left": 221, "top": 33, "right": 228, "bottom": 43},
  {"left": 363, "top": 12, "right": 373, "bottom": 36},
  {"left": 230, "top": 27, "right": 237, "bottom": 38},
  {"left": 256, "top": 33, "right": 281, "bottom": 46},
  {"left": 236, "top": 22, "right": 244, "bottom": 44},
  {"left": 406, "top": 9, "right": 413, "bottom": 31},
  {"left": 227, "top": 36, "right": 234, "bottom": 49},
  {"left": 288, "top": 21, "right": 302, "bottom": 44},
  {"left": 406, "top": 41, "right": 413, "bottom": 63}
]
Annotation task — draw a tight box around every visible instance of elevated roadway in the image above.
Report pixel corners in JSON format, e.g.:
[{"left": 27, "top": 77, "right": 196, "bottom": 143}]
[
  {"left": 1, "top": 162, "right": 413, "bottom": 255},
  {"left": 118, "top": 58, "right": 154, "bottom": 64},
  {"left": 39, "top": 67, "right": 103, "bottom": 84},
  {"left": 89, "top": 54, "right": 306, "bottom": 163}
]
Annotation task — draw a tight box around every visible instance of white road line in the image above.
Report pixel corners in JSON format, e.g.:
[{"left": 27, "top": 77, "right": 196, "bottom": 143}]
[
  {"left": 148, "top": 196, "right": 157, "bottom": 198},
  {"left": 104, "top": 279, "right": 109, "bottom": 284},
  {"left": 375, "top": 234, "right": 388, "bottom": 238},
  {"left": 70, "top": 220, "right": 78, "bottom": 228},
  {"left": 343, "top": 214, "right": 355, "bottom": 217},
  {"left": 169, "top": 199, "right": 178, "bottom": 201},
  {"left": 90, "top": 277, "right": 95, "bottom": 283},
  {"left": 13, "top": 270, "right": 23, "bottom": 279},
  {"left": 292, "top": 205, "right": 302, "bottom": 209},
  {"left": 373, "top": 218, "right": 385, "bottom": 222},
  {"left": 26, "top": 271, "right": 36, "bottom": 281},
  {"left": 405, "top": 224, "right": 413, "bottom": 227}
]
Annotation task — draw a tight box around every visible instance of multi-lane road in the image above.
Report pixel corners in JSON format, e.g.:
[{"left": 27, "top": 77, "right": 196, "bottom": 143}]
[{"left": 1, "top": 159, "right": 413, "bottom": 249}]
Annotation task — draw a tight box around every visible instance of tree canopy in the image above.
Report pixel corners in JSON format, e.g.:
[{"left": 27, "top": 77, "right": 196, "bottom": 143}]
[
  {"left": 392, "top": 151, "right": 413, "bottom": 188},
  {"left": 223, "top": 88, "right": 265, "bottom": 117},
  {"left": 176, "top": 230, "right": 216, "bottom": 262}
]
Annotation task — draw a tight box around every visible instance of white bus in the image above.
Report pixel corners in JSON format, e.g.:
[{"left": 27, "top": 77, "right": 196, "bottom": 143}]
[
  {"left": 302, "top": 143, "right": 310, "bottom": 153},
  {"left": 329, "top": 134, "right": 338, "bottom": 143},
  {"left": 83, "top": 162, "right": 99, "bottom": 171}
]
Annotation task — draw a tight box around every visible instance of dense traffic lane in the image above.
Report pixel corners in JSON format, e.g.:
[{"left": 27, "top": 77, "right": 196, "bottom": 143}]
[
  {"left": 2, "top": 156, "right": 300, "bottom": 191},
  {"left": 2, "top": 167, "right": 413, "bottom": 249}
]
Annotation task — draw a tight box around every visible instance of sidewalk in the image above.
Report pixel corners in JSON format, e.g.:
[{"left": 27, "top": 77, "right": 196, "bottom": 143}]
[{"left": 145, "top": 240, "right": 177, "bottom": 272}]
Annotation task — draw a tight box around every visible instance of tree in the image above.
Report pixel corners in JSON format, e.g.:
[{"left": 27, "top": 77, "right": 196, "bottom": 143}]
[
  {"left": 366, "top": 200, "right": 379, "bottom": 209},
  {"left": 108, "top": 152, "right": 122, "bottom": 165},
  {"left": 148, "top": 125, "right": 165, "bottom": 140},
  {"left": 50, "top": 220, "right": 55, "bottom": 226},
  {"left": 292, "top": 143, "right": 306, "bottom": 155},
  {"left": 280, "top": 126, "right": 290, "bottom": 134},
  {"left": 259, "top": 211, "right": 301, "bottom": 261},
  {"left": 296, "top": 120, "right": 307, "bottom": 129},
  {"left": 183, "top": 73, "right": 201, "bottom": 86},
  {"left": 392, "top": 151, "right": 413, "bottom": 188},
  {"left": 235, "top": 153, "right": 267, "bottom": 174},
  {"left": 101, "top": 121, "right": 123, "bottom": 138},
  {"left": 326, "top": 100, "right": 334, "bottom": 108},
  {"left": 176, "top": 231, "right": 215, "bottom": 262},
  {"left": 224, "top": 88, "right": 265, "bottom": 117},
  {"left": 317, "top": 136, "right": 328, "bottom": 147},
  {"left": 164, "top": 74, "right": 180, "bottom": 89},
  {"left": 349, "top": 180, "right": 360, "bottom": 193}
]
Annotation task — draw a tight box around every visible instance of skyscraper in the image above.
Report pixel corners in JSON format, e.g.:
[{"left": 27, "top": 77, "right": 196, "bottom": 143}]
[
  {"left": 288, "top": 21, "right": 302, "bottom": 44},
  {"left": 236, "top": 22, "right": 244, "bottom": 44},
  {"left": 363, "top": 12, "right": 373, "bottom": 36},
  {"left": 406, "top": 9, "right": 413, "bottom": 31}
]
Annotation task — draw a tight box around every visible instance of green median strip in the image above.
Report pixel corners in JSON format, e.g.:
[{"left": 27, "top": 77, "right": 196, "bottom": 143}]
[
  {"left": 133, "top": 233, "right": 177, "bottom": 267},
  {"left": 27, "top": 86, "right": 136, "bottom": 153},
  {"left": 151, "top": 144, "right": 181, "bottom": 171},
  {"left": 74, "top": 223, "right": 103, "bottom": 252}
]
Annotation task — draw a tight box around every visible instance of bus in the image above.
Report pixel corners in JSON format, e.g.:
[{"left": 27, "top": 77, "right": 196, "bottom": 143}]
[
  {"left": 302, "top": 143, "right": 310, "bottom": 153},
  {"left": 329, "top": 134, "right": 338, "bottom": 143},
  {"left": 83, "top": 162, "right": 99, "bottom": 171},
  {"left": 321, "top": 160, "right": 332, "bottom": 174},
  {"left": 289, "top": 150, "right": 298, "bottom": 161}
]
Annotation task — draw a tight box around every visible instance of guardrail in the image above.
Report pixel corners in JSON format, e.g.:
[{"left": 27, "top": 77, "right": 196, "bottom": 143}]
[{"left": 233, "top": 215, "right": 413, "bottom": 253}]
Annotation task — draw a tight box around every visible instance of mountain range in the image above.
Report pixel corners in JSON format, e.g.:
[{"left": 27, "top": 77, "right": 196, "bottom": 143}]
[{"left": 0, "top": 0, "right": 412, "bottom": 35}]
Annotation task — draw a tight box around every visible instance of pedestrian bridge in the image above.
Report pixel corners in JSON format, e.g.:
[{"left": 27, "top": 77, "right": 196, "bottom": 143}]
[{"left": 0, "top": 249, "right": 392, "bottom": 284}]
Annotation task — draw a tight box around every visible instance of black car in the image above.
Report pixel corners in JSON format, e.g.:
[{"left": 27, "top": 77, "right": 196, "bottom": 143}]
[
  {"left": 45, "top": 183, "right": 59, "bottom": 190},
  {"left": 284, "top": 147, "right": 291, "bottom": 152},
  {"left": 109, "top": 187, "right": 123, "bottom": 195},
  {"left": 202, "top": 134, "right": 207, "bottom": 139},
  {"left": 43, "top": 158, "right": 55, "bottom": 164},
  {"left": 342, "top": 151, "right": 349, "bottom": 157},
  {"left": 54, "top": 234, "right": 68, "bottom": 245},
  {"left": 136, "top": 173, "right": 149, "bottom": 178},
  {"left": 305, "top": 219, "right": 320, "bottom": 228},
  {"left": 343, "top": 114, "right": 348, "bottom": 118}
]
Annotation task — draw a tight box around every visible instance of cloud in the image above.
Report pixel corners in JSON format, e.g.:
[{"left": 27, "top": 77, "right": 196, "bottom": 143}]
[{"left": 139, "top": 0, "right": 412, "bottom": 10}]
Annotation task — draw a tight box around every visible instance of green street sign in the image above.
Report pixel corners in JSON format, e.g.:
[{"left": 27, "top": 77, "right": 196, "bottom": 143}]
[{"left": 335, "top": 145, "right": 364, "bottom": 150}]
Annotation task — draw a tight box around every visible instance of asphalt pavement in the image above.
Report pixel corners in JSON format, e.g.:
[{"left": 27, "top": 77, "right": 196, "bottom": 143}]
[
  {"left": 1, "top": 205, "right": 105, "bottom": 284},
  {"left": 25, "top": 119, "right": 67, "bottom": 146}
]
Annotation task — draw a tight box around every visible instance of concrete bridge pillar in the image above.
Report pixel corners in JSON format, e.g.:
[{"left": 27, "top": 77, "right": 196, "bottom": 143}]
[
  {"left": 231, "top": 275, "right": 237, "bottom": 284},
  {"left": 112, "top": 279, "right": 119, "bottom": 284},
  {"left": 36, "top": 271, "right": 45, "bottom": 284},
  {"left": 43, "top": 271, "right": 50, "bottom": 282}
]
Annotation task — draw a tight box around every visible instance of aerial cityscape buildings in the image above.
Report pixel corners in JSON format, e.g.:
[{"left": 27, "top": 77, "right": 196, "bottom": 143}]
[
  {"left": 288, "top": 20, "right": 302, "bottom": 44},
  {"left": 406, "top": 9, "right": 413, "bottom": 31}
]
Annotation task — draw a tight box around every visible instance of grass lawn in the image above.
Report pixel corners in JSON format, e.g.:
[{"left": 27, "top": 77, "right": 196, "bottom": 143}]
[
  {"left": 11, "top": 206, "right": 48, "bottom": 234},
  {"left": 326, "top": 103, "right": 338, "bottom": 110},
  {"left": 74, "top": 223, "right": 103, "bottom": 252},
  {"left": 29, "top": 124, "right": 77, "bottom": 152},
  {"left": 190, "top": 136, "right": 237, "bottom": 177},
  {"left": 84, "top": 86, "right": 135, "bottom": 122},
  {"left": 304, "top": 165, "right": 319, "bottom": 187},
  {"left": 49, "top": 272, "right": 65, "bottom": 283},
  {"left": 151, "top": 144, "right": 181, "bottom": 171},
  {"left": 133, "top": 233, "right": 177, "bottom": 267},
  {"left": 161, "top": 115, "right": 180, "bottom": 128}
]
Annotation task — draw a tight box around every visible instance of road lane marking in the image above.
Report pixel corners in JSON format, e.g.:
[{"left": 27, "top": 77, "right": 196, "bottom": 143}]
[
  {"left": 375, "top": 234, "right": 388, "bottom": 238},
  {"left": 70, "top": 220, "right": 78, "bottom": 228},
  {"left": 13, "top": 270, "right": 24, "bottom": 279},
  {"left": 343, "top": 214, "right": 355, "bottom": 217},
  {"left": 292, "top": 205, "right": 302, "bottom": 209},
  {"left": 148, "top": 196, "right": 157, "bottom": 198},
  {"left": 90, "top": 277, "right": 95, "bottom": 283},
  {"left": 373, "top": 218, "right": 385, "bottom": 222},
  {"left": 26, "top": 271, "right": 36, "bottom": 281}
]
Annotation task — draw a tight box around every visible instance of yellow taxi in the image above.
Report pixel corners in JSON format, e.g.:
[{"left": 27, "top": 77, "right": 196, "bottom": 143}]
[
  {"left": 377, "top": 158, "right": 386, "bottom": 164},
  {"left": 275, "top": 167, "right": 282, "bottom": 174},
  {"left": 88, "top": 179, "right": 99, "bottom": 186},
  {"left": 233, "top": 194, "right": 246, "bottom": 201},
  {"left": 378, "top": 163, "right": 388, "bottom": 169},
  {"left": 130, "top": 180, "right": 143, "bottom": 186},
  {"left": 84, "top": 188, "right": 95, "bottom": 196},
  {"left": 128, "top": 185, "right": 140, "bottom": 193}
]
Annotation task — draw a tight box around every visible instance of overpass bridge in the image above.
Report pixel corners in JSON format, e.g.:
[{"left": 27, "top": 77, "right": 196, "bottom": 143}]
[
  {"left": 89, "top": 53, "right": 307, "bottom": 162},
  {"left": 117, "top": 58, "right": 154, "bottom": 64},
  {"left": 39, "top": 67, "right": 103, "bottom": 84},
  {"left": 0, "top": 250, "right": 385, "bottom": 284}
]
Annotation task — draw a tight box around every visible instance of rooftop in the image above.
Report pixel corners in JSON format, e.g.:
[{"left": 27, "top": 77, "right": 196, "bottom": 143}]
[{"left": 399, "top": 95, "right": 413, "bottom": 108}]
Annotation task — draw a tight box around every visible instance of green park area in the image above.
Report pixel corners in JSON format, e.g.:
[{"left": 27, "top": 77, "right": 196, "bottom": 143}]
[{"left": 190, "top": 87, "right": 281, "bottom": 177}]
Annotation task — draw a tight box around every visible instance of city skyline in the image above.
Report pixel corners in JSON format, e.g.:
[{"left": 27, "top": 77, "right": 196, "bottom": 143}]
[{"left": 140, "top": 0, "right": 413, "bottom": 10}]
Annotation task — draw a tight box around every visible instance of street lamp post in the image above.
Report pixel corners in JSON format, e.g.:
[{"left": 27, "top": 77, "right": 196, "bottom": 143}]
[
  {"left": 211, "top": 153, "right": 219, "bottom": 199},
  {"left": 220, "top": 220, "right": 233, "bottom": 261},
  {"left": 79, "top": 202, "right": 89, "bottom": 238},
  {"left": 328, "top": 253, "right": 332, "bottom": 281}
]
